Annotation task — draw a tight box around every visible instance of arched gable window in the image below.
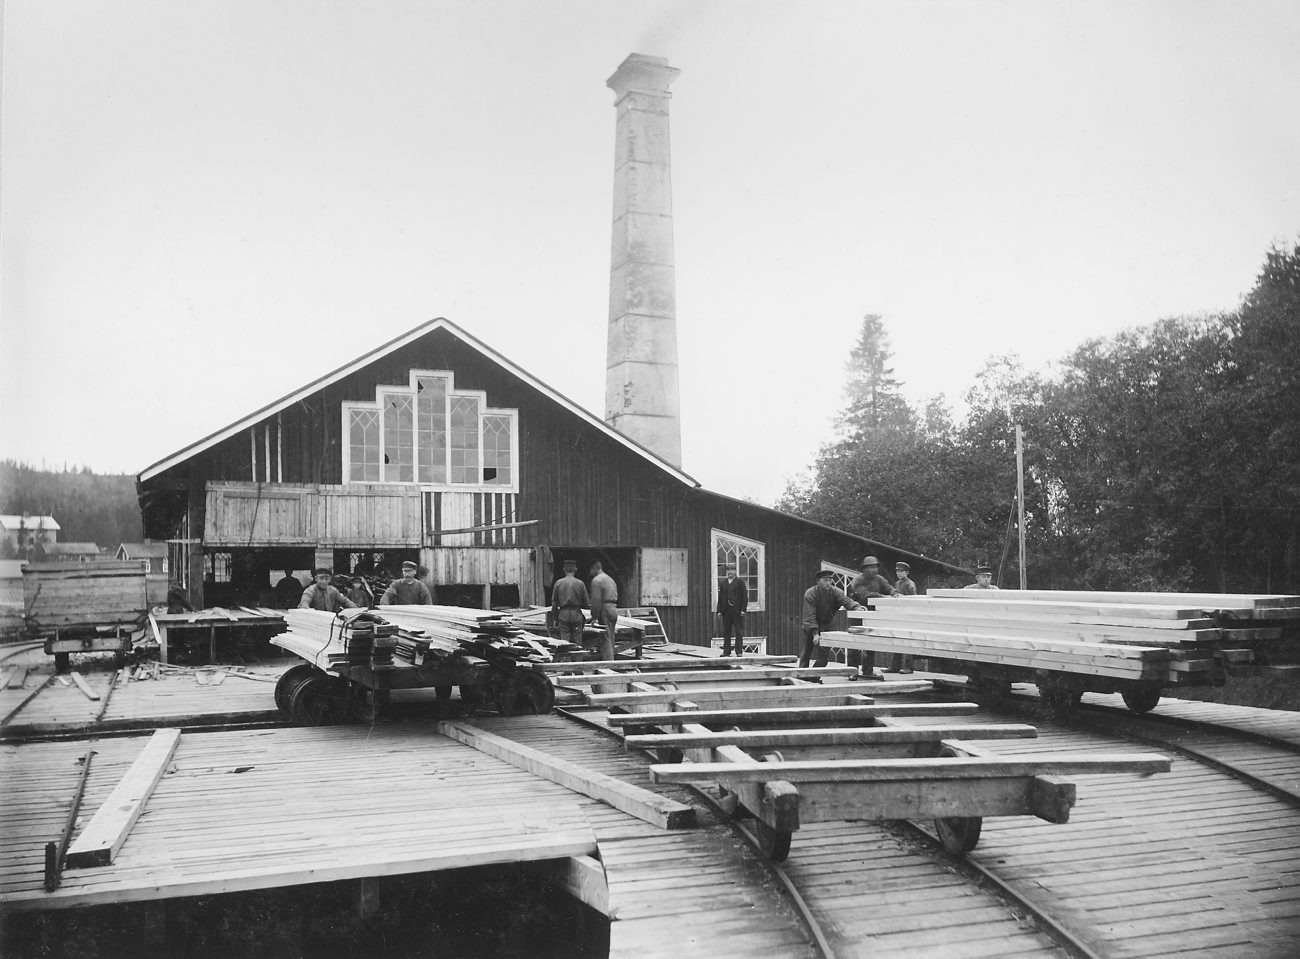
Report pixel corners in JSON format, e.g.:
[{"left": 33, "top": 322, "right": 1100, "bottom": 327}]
[{"left": 342, "top": 371, "right": 518, "bottom": 491}]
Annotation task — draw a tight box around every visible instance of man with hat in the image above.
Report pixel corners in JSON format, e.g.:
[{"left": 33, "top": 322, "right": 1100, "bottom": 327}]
[
  {"left": 715, "top": 563, "right": 749, "bottom": 658},
  {"left": 800, "top": 569, "right": 865, "bottom": 668},
  {"left": 299, "top": 568, "right": 358, "bottom": 613},
  {"left": 342, "top": 573, "right": 375, "bottom": 609},
  {"left": 964, "top": 564, "right": 999, "bottom": 590},
  {"left": 380, "top": 560, "right": 433, "bottom": 605},
  {"left": 848, "top": 556, "right": 895, "bottom": 677},
  {"left": 885, "top": 562, "right": 917, "bottom": 673},
  {"left": 550, "top": 559, "right": 591, "bottom": 650}
]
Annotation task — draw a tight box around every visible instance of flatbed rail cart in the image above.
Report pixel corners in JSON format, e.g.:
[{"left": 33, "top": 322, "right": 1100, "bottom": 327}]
[
  {"left": 23, "top": 561, "right": 148, "bottom": 672},
  {"left": 610, "top": 700, "right": 1170, "bottom": 861},
  {"left": 270, "top": 608, "right": 558, "bottom": 725}
]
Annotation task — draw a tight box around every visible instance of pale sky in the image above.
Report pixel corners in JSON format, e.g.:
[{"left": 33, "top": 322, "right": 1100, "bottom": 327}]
[{"left": 2, "top": 0, "right": 1297, "bottom": 505}]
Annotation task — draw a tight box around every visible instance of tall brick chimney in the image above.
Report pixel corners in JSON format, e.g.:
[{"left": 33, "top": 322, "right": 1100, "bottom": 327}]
[{"left": 604, "top": 53, "right": 682, "bottom": 467}]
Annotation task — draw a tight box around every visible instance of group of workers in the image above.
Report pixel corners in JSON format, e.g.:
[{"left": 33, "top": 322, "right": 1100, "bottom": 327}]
[
  {"left": 549, "top": 559, "right": 619, "bottom": 661},
  {"left": 798, "top": 555, "right": 997, "bottom": 674},
  {"left": 273, "top": 560, "right": 434, "bottom": 613}
]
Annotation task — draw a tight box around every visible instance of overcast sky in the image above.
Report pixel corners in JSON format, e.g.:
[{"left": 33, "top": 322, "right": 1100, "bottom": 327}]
[{"left": 2, "top": 0, "right": 1297, "bottom": 505}]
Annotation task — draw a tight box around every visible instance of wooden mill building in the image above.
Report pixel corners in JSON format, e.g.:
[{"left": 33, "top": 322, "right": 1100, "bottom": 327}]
[{"left": 136, "top": 319, "right": 963, "bottom": 655}]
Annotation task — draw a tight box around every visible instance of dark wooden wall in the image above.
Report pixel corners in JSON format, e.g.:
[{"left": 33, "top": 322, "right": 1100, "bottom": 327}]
[{"left": 142, "top": 327, "right": 931, "bottom": 651}]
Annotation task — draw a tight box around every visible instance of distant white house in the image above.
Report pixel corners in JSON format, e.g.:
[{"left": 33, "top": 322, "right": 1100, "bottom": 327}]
[
  {"left": 38, "top": 542, "right": 102, "bottom": 562},
  {"left": 0, "top": 515, "right": 60, "bottom": 559},
  {"left": 115, "top": 542, "right": 169, "bottom": 575}
]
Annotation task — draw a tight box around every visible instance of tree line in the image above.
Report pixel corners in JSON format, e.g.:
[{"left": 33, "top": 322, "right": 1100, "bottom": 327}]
[
  {"left": 778, "top": 241, "right": 1300, "bottom": 594},
  {"left": 0, "top": 461, "right": 142, "bottom": 557}
]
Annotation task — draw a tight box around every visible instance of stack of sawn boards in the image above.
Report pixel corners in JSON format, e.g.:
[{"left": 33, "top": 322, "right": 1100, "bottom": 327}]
[
  {"left": 842, "top": 588, "right": 1300, "bottom": 686},
  {"left": 276, "top": 605, "right": 577, "bottom": 670}
]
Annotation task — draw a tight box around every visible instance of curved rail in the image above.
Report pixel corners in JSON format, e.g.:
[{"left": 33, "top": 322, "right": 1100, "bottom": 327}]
[{"left": 0, "top": 642, "right": 43, "bottom": 663}]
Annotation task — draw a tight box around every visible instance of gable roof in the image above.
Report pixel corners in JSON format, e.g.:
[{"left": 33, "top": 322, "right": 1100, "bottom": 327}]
[
  {"left": 0, "top": 515, "right": 60, "bottom": 531},
  {"left": 117, "top": 542, "right": 168, "bottom": 558},
  {"left": 138, "top": 318, "right": 699, "bottom": 487}
]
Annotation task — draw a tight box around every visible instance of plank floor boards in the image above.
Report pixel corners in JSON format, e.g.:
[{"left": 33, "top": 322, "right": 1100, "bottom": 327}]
[{"left": 0, "top": 724, "right": 598, "bottom": 910}]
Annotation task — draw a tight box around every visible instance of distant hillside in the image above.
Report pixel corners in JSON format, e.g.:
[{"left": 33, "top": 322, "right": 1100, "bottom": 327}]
[{"left": 0, "top": 460, "right": 142, "bottom": 555}]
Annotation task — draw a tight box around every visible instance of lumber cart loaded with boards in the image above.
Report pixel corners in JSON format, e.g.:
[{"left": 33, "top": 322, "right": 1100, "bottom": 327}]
[
  {"left": 820, "top": 588, "right": 1300, "bottom": 718},
  {"left": 556, "top": 657, "right": 1171, "bottom": 861},
  {"left": 269, "top": 605, "right": 574, "bottom": 725},
  {"left": 22, "top": 560, "right": 148, "bottom": 672}
]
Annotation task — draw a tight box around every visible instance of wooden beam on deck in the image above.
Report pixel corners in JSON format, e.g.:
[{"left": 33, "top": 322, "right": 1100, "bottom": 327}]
[
  {"left": 438, "top": 722, "right": 695, "bottom": 830},
  {"left": 65, "top": 728, "right": 182, "bottom": 868},
  {"left": 625, "top": 724, "right": 1039, "bottom": 750}
]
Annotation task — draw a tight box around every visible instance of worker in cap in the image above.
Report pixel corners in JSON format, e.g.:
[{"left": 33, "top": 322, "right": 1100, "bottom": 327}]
[
  {"left": 799, "top": 569, "right": 863, "bottom": 668},
  {"left": 550, "top": 559, "right": 591, "bottom": 650},
  {"left": 380, "top": 558, "right": 433, "bottom": 605},
  {"left": 847, "top": 556, "right": 895, "bottom": 678},
  {"left": 964, "top": 564, "right": 999, "bottom": 590},
  {"left": 299, "top": 568, "right": 357, "bottom": 613},
  {"left": 883, "top": 561, "right": 917, "bottom": 673}
]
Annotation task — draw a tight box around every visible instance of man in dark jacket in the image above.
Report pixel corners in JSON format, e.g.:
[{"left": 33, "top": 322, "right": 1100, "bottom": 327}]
[
  {"left": 799, "top": 569, "right": 864, "bottom": 668},
  {"left": 550, "top": 559, "right": 590, "bottom": 649},
  {"left": 848, "top": 556, "right": 895, "bottom": 677},
  {"left": 298, "top": 569, "right": 357, "bottom": 613},
  {"left": 716, "top": 564, "right": 749, "bottom": 657}
]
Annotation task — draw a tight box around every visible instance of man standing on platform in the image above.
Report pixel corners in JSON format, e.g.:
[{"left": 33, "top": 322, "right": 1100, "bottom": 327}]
[
  {"left": 299, "top": 569, "right": 357, "bottom": 613},
  {"left": 588, "top": 560, "right": 619, "bottom": 662},
  {"left": 883, "top": 561, "right": 917, "bottom": 674},
  {"left": 550, "top": 559, "right": 591, "bottom": 652},
  {"left": 273, "top": 568, "right": 304, "bottom": 609},
  {"left": 716, "top": 563, "right": 748, "bottom": 657},
  {"left": 799, "top": 569, "right": 864, "bottom": 668},
  {"left": 964, "top": 564, "right": 999, "bottom": 590},
  {"left": 380, "top": 560, "right": 433, "bottom": 605},
  {"left": 849, "top": 556, "right": 895, "bottom": 678}
]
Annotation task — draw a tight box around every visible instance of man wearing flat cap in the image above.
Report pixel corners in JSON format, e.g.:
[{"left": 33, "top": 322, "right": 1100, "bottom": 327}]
[
  {"left": 299, "top": 568, "right": 358, "bottom": 612},
  {"left": 799, "top": 569, "right": 864, "bottom": 668},
  {"left": 380, "top": 560, "right": 433, "bottom": 605},
  {"left": 848, "top": 556, "right": 895, "bottom": 677},
  {"left": 964, "top": 564, "right": 999, "bottom": 590},
  {"left": 884, "top": 562, "right": 917, "bottom": 673}
]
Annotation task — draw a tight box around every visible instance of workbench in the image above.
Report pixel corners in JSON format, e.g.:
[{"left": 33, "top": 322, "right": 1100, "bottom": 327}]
[{"left": 149, "top": 608, "right": 286, "bottom": 665}]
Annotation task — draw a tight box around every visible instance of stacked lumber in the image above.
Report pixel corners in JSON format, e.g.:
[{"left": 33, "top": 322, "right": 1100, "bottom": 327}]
[
  {"left": 378, "top": 605, "right": 579, "bottom": 664},
  {"left": 928, "top": 588, "right": 1300, "bottom": 621},
  {"left": 837, "top": 589, "right": 1299, "bottom": 686},
  {"left": 279, "top": 609, "right": 399, "bottom": 669}
]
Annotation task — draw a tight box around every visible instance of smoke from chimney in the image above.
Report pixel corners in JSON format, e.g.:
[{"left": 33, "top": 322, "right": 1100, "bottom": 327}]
[{"left": 604, "top": 53, "right": 682, "bottom": 467}]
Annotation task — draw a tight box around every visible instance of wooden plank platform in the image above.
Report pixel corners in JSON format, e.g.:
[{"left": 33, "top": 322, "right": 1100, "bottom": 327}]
[
  {"left": 0, "top": 661, "right": 290, "bottom": 737},
  {"left": 1, "top": 724, "right": 598, "bottom": 911}
]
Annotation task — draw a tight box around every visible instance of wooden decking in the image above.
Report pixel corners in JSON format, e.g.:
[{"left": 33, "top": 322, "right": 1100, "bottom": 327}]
[{"left": 2, "top": 723, "right": 597, "bottom": 910}]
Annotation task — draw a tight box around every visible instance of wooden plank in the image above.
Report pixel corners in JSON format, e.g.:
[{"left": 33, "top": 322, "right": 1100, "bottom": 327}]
[
  {"left": 437, "top": 721, "right": 695, "bottom": 829},
  {"left": 554, "top": 854, "right": 612, "bottom": 917},
  {"left": 65, "top": 729, "right": 183, "bottom": 868},
  {"left": 586, "top": 681, "right": 930, "bottom": 709},
  {"left": 924, "top": 587, "right": 1300, "bottom": 610},
  {"left": 538, "top": 655, "right": 798, "bottom": 673},
  {"left": 868, "top": 595, "right": 1209, "bottom": 619},
  {"left": 557, "top": 666, "right": 856, "bottom": 686},
  {"left": 625, "top": 724, "right": 1039, "bottom": 750},
  {"left": 5, "top": 667, "right": 27, "bottom": 689},
  {"left": 649, "top": 753, "right": 1173, "bottom": 784},
  {"left": 602, "top": 702, "right": 981, "bottom": 728},
  {"left": 68, "top": 672, "right": 101, "bottom": 701}
]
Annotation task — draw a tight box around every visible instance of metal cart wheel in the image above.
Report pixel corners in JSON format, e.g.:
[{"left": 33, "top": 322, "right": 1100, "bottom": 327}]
[
  {"left": 753, "top": 818, "right": 793, "bottom": 862},
  {"left": 274, "top": 664, "right": 318, "bottom": 718},
  {"left": 1121, "top": 686, "right": 1161, "bottom": 715},
  {"left": 288, "top": 672, "right": 344, "bottom": 726},
  {"left": 934, "top": 816, "right": 983, "bottom": 854},
  {"left": 968, "top": 669, "right": 1011, "bottom": 709},
  {"left": 494, "top": 669, "right": 556, "bottom": 716}
]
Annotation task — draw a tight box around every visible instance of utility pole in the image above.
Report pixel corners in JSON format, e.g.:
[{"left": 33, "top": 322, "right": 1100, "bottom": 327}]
[{"left": 1016, "top": 425, "right": 1027, "bottom": 590}]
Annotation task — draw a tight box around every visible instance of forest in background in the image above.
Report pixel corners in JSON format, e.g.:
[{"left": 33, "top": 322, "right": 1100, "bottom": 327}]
[
  {"left": 0, "top": 461, "right": 141, "bottom": 556},
  {"left": 779, "top": 241, "right": 1300, "bottom": 595}
]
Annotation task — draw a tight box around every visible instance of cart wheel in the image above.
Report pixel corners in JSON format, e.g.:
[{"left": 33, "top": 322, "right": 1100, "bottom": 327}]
[
  {"left": 754, "top": 819, "right": 793, "bottom": 862},
  {"left": 288, "top": 673, "right": 343, "bottom": 726},
  {"left": 1121, "top": 687, "right": 1161, "bottom": 715},
  {"left": 496, "top": 670, "right": 556, "bottom": 716},
  {"left": 934, "top": 816, "right": 982, "bottom": 854},
  {"left": 274, "top": 664, "right": 318, "bottom": 718},
  {"left": 54, "top": 652, "right": 71, "bottom": 674}
]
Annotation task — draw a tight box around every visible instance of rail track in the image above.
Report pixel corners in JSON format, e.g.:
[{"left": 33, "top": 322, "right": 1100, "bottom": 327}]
[{"left": 560, "top": 685, "right": 1300, "bottom": 959}]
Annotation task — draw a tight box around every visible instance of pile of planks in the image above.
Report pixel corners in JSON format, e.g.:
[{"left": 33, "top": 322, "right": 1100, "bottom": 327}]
[
  {"left": 837, "top": 589, "right": 1300, "bottom": 686},
  {"left": 276, "top": 606, "right": 578, "bottom": 671}
]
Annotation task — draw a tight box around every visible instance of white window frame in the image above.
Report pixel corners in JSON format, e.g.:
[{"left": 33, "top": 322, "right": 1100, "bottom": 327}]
[
  {"left": 340, "top": 370, "right": 519, "bottom": 493},
  {"left": 820, "top": 561, "right": 857, "bottom": 595},
  {"left": 710, "top": 636, "right": 768, "bottom": 655},
  {"left": 711, "top": 528, "right": 766, "bottom": 612}
]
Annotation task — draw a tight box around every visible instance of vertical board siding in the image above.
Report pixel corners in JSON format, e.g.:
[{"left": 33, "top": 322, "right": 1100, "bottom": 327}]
[{"left": 153, "top": 328, "right": 912, "bottom": 652}]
